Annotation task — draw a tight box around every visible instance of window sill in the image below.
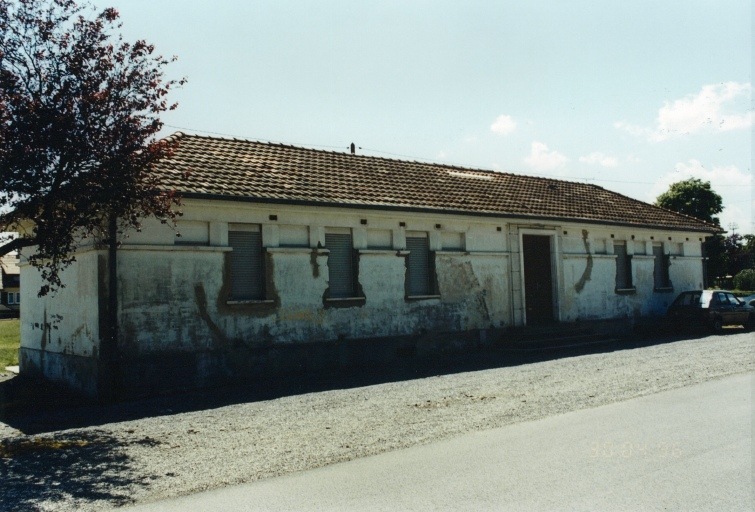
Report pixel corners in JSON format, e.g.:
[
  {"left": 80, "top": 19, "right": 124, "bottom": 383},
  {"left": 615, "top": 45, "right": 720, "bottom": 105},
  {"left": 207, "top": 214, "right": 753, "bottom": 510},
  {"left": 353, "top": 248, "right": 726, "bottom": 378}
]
[
  {"left": 324, "top": 297, "right": 366, "bottom": 308},
  {"left": 359, "top": 249, "right": 398, "bottom": 255},
  {"left": 615, "top": 288, "right": 636, "bottom": 295},
  {"left": 406, "top": 294, "right": 441, "bottom": 301},
  {"left": 266, "top": 247, "right": 317, "bottom": 254},
  {"left": 120, "top": 244, "right": 232, "bottom": 252},
  {"left": 226, "top": 299, "right": 275, "bottom": 305}
]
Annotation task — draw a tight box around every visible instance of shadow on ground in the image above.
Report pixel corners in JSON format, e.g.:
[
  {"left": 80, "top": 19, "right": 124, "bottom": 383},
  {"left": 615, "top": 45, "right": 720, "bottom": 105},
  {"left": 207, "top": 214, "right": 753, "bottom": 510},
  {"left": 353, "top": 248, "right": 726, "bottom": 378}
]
[
  {"left": 0, "top": 328, "right": 738, "bottom": 436},
  {"left": 0, "top": 429, "right": 160, "bottom": 511}
]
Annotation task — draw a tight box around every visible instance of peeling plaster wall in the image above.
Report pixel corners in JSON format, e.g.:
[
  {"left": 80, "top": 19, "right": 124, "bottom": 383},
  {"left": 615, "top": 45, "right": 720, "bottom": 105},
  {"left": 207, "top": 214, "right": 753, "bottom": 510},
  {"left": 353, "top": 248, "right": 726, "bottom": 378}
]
[
  {"left": 113, "top": 246, "right": 512, "bottom": 358},
  {"left": 107, "top": 202, "right": 520, "bottom": 360},
  {"left": 117, "top": 247, "right": 228, "bottom": 356},
  {"left": 558, "top": 228, "right": 706, "bottom": 321},
  {"left": 435, "top": 252, "right": 510, "bottom": 328},
  {"left": 20, "top": 198, "right": 711, "bottom": 395},
  {"left": 19, "top": 249, "right": 102, "bottom": 395}
]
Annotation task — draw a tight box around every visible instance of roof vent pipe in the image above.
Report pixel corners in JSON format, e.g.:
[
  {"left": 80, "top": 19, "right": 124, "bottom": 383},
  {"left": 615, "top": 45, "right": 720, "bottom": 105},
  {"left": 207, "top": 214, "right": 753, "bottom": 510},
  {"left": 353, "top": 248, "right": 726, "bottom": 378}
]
[{"left": 350, "top": 142, "right": 355, "bottom": 155}]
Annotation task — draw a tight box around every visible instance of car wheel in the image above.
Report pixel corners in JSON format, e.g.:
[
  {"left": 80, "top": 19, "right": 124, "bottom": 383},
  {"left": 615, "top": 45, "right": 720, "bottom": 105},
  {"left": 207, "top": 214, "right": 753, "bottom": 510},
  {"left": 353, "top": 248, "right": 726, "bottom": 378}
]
[{"left": 711, "top": 317, "right": 723, "bottom": 333}]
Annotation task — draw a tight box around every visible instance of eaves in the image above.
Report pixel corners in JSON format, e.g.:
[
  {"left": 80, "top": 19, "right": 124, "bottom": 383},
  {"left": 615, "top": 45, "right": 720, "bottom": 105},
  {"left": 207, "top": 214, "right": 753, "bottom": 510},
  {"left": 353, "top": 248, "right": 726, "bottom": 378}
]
[{"left": 180, "top": 192, "right": 721, "bottom": 235}]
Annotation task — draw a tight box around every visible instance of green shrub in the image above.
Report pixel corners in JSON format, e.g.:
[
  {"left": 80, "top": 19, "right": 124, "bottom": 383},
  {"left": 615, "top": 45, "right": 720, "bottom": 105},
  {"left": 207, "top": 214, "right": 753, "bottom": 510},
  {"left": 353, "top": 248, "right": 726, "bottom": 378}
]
[{"left": 733, "top": 268, "right": 755, "bottom": 291}]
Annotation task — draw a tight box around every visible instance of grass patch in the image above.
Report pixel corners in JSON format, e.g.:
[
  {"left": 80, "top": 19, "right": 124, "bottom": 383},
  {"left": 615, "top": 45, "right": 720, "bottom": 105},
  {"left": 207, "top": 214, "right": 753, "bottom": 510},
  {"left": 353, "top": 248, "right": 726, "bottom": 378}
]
[{"left": 0, "top": 318, "right": 20, "bottom": 368}]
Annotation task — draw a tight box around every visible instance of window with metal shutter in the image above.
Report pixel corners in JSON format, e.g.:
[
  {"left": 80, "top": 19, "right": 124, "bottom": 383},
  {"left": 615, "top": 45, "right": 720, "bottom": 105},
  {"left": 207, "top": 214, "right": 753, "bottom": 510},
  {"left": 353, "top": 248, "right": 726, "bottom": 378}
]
[
  {"left": 325, "top": 233, "right": 355, "bottom": 298},
  {"left": 614, "top": 242, "right": 633, "bottom": 290},
  {"left": 653, "top": 243, "right": 670, "bottom": 289},
  {"left": 406, "top": 236, "right": 432, "bottom": 296},
  {"left": 229, "top": 230, "right": 264, "bottom": 300}
]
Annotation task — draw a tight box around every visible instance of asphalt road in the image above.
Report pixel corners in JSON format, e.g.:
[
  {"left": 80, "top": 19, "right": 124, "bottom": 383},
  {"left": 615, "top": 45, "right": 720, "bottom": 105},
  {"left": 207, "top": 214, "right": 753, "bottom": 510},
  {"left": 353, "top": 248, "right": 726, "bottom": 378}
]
[{"left": 124, "top": 371, "right": 753, "bottom": 512}]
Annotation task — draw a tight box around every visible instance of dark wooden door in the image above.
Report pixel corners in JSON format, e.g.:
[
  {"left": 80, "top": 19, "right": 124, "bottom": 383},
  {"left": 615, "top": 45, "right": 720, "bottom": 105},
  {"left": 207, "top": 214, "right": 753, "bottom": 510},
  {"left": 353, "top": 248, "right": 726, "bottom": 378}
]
[{"left": 523, "top": 235, "right": 554, "bottom": 324}]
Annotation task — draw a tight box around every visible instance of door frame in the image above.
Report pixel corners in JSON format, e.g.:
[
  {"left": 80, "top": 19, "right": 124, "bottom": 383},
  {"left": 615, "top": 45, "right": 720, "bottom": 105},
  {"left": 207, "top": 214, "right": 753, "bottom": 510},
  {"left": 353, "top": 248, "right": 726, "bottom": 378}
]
[{"left": 519, "top": 229, "right": 560, "bottom": 326}]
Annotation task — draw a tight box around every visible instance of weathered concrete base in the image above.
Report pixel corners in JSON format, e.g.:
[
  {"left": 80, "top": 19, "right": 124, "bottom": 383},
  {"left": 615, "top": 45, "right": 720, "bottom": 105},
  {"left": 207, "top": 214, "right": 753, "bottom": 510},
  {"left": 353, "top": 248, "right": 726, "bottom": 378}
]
[
  {"left": 19, "top": 347, "right": 100, "bottom": 397},
  {"left": 19, "top": 320, "right": 643, "bottom": 400},
  {"left": 20, "top": 329, "right": 498, "bottom": 399},
  {"left": 117, "top": 328, "right": 498, "bottom": 398}
]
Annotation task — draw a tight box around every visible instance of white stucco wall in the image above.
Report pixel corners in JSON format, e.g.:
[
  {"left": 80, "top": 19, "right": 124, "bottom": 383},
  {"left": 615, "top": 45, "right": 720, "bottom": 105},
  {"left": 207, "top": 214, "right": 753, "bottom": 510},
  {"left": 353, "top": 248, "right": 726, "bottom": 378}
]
[
  {"left": 556, "top": 227, "right": 705, "bottom": 320},
  {"left": 117, "top": 246, "right": 229, "bottom": 355},
  {"left": 22, "top": 198, "right": 710, "bottom": 368},
  {"left": 20, "top": 249, "right": 102, "bottom": 357},
  {"left": 19, "top": 249, "right": 104, "bottom": 395}
]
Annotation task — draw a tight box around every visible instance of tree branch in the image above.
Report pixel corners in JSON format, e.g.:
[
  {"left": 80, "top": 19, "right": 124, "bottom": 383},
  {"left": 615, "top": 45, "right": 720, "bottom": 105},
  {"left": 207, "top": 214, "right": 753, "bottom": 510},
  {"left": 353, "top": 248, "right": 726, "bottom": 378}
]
[{"left": 0, "top": 236, "right": 36, "bottom": 257}]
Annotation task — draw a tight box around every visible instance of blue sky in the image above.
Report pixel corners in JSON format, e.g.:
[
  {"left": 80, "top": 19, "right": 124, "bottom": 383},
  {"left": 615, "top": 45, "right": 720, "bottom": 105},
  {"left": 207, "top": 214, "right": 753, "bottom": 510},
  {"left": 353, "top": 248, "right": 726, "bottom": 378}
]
[{"left": 95, "top": 0, "right": 752, "bottom": 233}]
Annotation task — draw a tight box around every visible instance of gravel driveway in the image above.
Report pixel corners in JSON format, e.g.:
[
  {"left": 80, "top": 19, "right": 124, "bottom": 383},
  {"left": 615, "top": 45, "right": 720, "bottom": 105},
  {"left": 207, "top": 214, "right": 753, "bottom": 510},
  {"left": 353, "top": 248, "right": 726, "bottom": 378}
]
[{"left": 1, "top": 331, "right": 753, "bottom": 511}]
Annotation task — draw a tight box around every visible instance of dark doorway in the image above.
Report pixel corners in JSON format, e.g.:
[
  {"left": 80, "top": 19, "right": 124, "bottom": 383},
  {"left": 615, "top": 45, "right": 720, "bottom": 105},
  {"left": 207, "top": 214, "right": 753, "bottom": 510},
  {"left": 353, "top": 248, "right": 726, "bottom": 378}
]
[{"left": 522, "top": 234, "right": 554, "bottom": 324}]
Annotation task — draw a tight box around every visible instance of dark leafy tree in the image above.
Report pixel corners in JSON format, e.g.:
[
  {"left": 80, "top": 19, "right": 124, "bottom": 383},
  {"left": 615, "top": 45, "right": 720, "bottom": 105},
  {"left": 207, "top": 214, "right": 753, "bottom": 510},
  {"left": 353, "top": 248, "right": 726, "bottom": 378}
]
[
  {"left": 655, "top": 178, "right": 723, "bottom": 226},
  {"left": 733, "top": 268, "right": 755, "bottom": 291},
  {"left": 655, "top": 178, "right": 728, "bottom": 286},
  {"left": 0, "top": 0, "right": 184, "bottom": 294},
  {"left": 699, "top": 232, "right": 755, "bottom": 285}
]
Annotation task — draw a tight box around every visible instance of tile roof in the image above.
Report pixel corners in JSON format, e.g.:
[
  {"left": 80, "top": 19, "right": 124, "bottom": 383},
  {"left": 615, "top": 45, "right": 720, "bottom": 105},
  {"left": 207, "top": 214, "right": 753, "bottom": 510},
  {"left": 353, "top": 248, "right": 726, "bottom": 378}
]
[
  {"left": 0, "top": 254, "right": 19, "bottom": 275},
  {"left": 0, "top": 254, "right": 20, "bottom": 290},
  {"left": 152, "top": 133, "right": 719, "bottom": 233}
]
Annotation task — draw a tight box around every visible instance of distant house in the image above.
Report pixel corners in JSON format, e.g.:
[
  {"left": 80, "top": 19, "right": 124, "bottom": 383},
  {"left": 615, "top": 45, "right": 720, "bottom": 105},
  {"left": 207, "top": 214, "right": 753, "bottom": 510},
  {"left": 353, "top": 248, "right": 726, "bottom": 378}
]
[
  {"left": 19, "top": 133, "right": 719, "bottom": 396},
  {"left": 1, "top": 253, "right": 20, "bottom": 318}
]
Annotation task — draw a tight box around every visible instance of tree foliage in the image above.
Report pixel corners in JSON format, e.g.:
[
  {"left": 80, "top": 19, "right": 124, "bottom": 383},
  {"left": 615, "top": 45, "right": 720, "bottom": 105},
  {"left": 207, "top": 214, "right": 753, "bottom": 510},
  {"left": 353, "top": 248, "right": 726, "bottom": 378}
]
[
  {"left": 733, "top": 268, "right": 755, "bottom": 291},
  {"left": 655, "top": 178, "right": 723, "bottom": 226},
  {"left": 0, "top": 0, "right": 183, "bottom": 294},
  {"left": 708, "top": 233, "right": 755, "bottom": 280}
]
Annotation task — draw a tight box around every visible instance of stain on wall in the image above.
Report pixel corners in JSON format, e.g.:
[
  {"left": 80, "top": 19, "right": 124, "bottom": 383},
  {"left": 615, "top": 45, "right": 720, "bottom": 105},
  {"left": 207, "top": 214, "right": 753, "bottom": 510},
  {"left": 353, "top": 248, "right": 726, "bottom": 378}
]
[
  {"left": 310, "top": 248, "right": 321, "bottom": 278},
  {"left": 195, "top": 283, "right": 230, "bottom": 349},
  {"left": 574, "top": 230, "right": 593, "bottom": 293}
]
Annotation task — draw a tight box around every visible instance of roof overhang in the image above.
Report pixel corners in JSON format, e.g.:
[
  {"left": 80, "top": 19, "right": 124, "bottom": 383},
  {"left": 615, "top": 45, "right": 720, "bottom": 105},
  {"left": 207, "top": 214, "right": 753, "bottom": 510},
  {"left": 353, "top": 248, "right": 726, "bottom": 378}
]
[{"left": 180, "top": 192, "right": 721, "bottom": 235}]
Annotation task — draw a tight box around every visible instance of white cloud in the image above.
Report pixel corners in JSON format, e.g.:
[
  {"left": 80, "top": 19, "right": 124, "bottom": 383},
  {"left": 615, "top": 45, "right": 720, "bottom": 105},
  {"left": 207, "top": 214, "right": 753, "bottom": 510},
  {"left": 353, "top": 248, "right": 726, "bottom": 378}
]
[
  {"left": 524, "top": 141, "right": 568, "bottom": 171},
  {"left": 490, "top": 114, "right": 517, "bottom": 136},
  {"left": 615, "top": 82, "right": 753, "bottom": 141},
  {"left": 647, "top": 159, "right": 753, "bottom": 231},
  {"left": 579, "top": 152, "right": 618, "bottom": 167},
  {"left": 613, "top": 121, "right": 652, "bottom": 138}
]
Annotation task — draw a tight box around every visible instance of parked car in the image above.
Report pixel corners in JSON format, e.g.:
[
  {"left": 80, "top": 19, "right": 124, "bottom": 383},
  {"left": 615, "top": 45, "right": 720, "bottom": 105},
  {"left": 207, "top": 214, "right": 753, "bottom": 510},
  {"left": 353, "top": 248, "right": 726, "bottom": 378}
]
[{"left": 667, "top": 290, "right": 755, "bottom": 332}]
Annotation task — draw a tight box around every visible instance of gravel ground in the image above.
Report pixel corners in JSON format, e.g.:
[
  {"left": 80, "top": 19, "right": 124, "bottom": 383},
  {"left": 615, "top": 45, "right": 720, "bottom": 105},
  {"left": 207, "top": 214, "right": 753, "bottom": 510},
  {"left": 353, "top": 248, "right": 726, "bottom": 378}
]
[{"left": 1, "top": 331, "right": 753, "bottom": 511}]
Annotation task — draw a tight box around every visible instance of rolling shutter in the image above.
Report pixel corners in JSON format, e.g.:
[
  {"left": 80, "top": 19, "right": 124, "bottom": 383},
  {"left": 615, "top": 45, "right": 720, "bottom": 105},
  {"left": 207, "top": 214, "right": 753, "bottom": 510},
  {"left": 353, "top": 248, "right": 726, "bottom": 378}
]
[
  {"left": 407, "top": 236, "right": 431, "bottom": 296},
  {"left": 614, "top": 242, "right": 632, "bottom": 289},
  {"left": 325, "top": 233, "right": 355, "bottom": 298},
  {"left": 653, "top": 243, "right": 670, "bottom": 288},
  {"left": 229, "top": 229, "right": 264, "bottom": 300}
]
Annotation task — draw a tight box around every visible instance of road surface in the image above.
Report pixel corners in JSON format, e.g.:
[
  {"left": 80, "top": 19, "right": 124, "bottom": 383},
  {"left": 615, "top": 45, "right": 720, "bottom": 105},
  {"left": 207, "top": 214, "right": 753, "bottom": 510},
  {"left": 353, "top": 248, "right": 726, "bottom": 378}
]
[{"left": 124, "top": 371, "right": 753, "bottom": 511}]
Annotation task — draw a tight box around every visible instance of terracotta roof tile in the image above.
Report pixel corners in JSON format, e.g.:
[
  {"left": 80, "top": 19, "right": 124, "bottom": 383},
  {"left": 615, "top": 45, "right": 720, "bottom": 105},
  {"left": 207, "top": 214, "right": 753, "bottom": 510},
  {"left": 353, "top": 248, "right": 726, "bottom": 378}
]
[{"left": 152, "top": 133, "right": 718, "bottom": 233}]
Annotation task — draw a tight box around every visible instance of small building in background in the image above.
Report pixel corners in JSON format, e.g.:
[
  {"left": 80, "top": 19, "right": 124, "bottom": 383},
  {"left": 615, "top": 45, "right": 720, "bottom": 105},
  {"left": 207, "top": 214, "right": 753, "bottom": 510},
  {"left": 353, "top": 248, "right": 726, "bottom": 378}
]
[{"left": 0, "top": 253, "right": 20, "bottom": 318}]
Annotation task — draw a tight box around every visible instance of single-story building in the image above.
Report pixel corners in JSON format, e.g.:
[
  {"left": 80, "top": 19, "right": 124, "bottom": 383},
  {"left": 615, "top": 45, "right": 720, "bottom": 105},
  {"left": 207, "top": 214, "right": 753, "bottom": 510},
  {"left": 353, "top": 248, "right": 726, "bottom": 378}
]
[
  {"left": 19, "top": 133, "right": 718, "bottom": 396},
  {"left": 1, "top": 253, "right": 21, "bottom": 318}
]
